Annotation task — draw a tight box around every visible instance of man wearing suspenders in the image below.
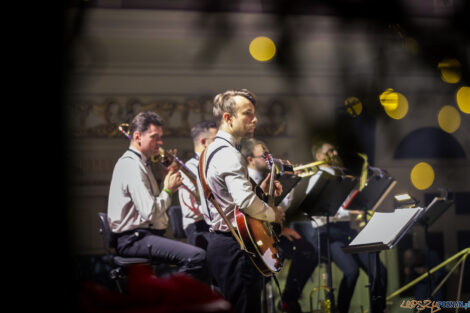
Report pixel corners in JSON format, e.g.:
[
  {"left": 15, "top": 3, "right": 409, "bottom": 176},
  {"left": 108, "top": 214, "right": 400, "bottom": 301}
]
[{"left": 196, "top": 89, "right": 285, "bottom": 313}]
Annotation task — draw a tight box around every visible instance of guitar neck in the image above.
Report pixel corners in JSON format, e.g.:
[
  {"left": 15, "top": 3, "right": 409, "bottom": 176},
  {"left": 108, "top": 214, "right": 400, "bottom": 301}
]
[{"left": 267, "top": 164, "right": 276, "bottom": 207}]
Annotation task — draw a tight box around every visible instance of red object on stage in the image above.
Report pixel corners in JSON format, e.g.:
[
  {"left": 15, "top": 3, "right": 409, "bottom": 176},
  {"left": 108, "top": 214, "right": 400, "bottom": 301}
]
[{"left": 78, "top": 264, "right": 233, "bottom": 313}]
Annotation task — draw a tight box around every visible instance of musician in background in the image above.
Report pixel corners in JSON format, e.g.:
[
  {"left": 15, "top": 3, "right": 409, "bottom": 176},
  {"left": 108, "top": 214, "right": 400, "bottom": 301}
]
[
  {"left": 294, "top": 141, "right": 387, "bottom": 313},
  {"left": 107, "top": 111, "right": 208, "bottom": 282},
  {"left": 241, "top": 138, "right": 317, "bottom": 313},
  {"left": 196, "top": 89, "right": 285, "bottom": 313},
  {"left": 402, "top": 248, "right": 445, "bottom": 308},
  {"left": 178, "top": 120, "right": 217, "bottom": 249}
]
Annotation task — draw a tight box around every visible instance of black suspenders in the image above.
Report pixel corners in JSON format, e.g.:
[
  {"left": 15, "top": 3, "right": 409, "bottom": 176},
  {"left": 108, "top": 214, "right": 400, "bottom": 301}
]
[{"left": 198, "top": 145, "right": 230, "bottom": 221}]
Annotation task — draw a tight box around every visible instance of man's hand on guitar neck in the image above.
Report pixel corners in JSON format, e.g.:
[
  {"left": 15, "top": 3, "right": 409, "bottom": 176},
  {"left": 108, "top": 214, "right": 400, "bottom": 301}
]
[
  {"left": 259, "top": 173, "right": 283, "bottom": 197},
  {"left": 273, "top": 205, "right": 285, "bottom": 225}
]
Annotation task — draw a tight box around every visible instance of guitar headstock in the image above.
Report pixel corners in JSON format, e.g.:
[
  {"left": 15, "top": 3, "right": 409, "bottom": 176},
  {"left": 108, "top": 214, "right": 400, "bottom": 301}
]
[{"left": 263, "top": 152, "right": 275, "bottom": 170}]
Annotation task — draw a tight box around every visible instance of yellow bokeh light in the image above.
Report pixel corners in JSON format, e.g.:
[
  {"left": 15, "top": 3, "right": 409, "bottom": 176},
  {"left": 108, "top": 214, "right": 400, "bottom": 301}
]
[
  {"left": 380, "top": 89, "right": 409, "bottom": 120},
  {"left": 438, "top": 105, "right": 461, "bottom": 133},
  {"left": 411, "top": 162, "right": 434, "bottom": 190},
  {"left": 380, "top": 88, "right": 399, "bottom": 111},
  {"left": 456, "top": 86, "right": 470, "bottom": 114},
  {"left": 438, "top": 58, "right": 462, "bottom": 84},
  {"left": 344, "top": 97, "right": 363, "bottom": 117},
  {"left": 249, "top": 36, "right": 276, "bottom": 62}
]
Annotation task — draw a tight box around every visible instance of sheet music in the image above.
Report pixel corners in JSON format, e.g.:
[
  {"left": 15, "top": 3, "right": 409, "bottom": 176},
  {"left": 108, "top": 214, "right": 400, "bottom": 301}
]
[{"left": 349, "top": 207, "right": 423, "bottom": 247}]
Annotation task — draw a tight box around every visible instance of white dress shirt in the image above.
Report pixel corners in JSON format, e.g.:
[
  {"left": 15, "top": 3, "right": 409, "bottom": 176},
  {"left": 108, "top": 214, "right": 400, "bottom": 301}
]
[
  {"left": 305, "top": 165, "right": 351, "bottom": 227},
  {"left": 107, "top": 147, "right": 172, "bottom": 233},
  {"left": 247, "top": 167, "right": 294, "bottom": 212},
  {"left": 178, "top": 154, "right": 204, "bottom": 230},
  {"left": 197, "top": 130, "right": 276, "bottom": 232}
]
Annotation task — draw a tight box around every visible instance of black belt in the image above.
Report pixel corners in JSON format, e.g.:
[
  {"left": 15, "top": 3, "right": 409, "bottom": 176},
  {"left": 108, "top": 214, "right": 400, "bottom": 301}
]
[{"left": 213, "top": 230, "right": 233, "bottom": 237}]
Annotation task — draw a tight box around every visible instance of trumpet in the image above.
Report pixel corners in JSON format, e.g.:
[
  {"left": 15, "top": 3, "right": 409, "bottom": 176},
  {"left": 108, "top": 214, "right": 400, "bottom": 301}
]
[
  {"left": 118, "top": 123, "right": 200, "bottom": 203},
  {"left": 293, "top": 160, "right": 329, "bottom": 178}
]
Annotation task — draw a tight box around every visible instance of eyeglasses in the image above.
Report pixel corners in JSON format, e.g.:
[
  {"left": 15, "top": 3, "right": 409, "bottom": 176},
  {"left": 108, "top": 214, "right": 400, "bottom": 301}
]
[{"left": 324, "top": 147, "right": 337, "bottom": 155}]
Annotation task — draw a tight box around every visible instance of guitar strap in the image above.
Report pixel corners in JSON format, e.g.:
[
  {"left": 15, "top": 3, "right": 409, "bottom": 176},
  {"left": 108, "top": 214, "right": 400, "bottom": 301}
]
[{"left": 198, "top": 146, "right": 248, "bottom": 252}]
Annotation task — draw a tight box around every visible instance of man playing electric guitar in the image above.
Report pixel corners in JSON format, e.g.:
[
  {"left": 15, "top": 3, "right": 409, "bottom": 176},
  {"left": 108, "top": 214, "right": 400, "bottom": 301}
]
[
  {"left": 241, "top": 138, "right": 317, "bottom": 313},
  {"left": 196, "top": 89, "right": 285, "bottom": 313}
]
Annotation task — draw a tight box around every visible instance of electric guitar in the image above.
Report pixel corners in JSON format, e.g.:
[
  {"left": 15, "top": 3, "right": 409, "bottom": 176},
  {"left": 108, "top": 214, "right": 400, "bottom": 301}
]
[{"left": 235, "top": 152, "right": 283, "bottom": 276}]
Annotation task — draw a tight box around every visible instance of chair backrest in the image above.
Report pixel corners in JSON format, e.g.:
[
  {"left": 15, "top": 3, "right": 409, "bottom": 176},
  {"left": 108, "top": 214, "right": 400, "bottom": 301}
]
[
  {"left": 168, "top": 205, "right": 186, "bottom": 239},
  {"left": 98, "top": 212, "right": 116, "bottom": 250}
]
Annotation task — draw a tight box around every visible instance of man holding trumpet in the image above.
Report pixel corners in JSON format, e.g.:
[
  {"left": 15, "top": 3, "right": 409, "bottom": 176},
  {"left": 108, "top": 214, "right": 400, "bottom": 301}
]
[{"left": 293, "top": 141, "right": 387, "bottom": 313}]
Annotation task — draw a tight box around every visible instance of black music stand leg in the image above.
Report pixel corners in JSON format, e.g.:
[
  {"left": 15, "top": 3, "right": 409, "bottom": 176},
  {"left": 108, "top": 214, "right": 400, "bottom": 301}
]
[
  {"left": 326, "top": 215, "right": 336, "bottom": 313},
  {"left": 365, "top": 252, "right": 376, "bottom": 313},
  {"left": 368, "top": 252, "right": 386, "bottom": 313},
  {"left": 362, "top": 212, "right": 374, "bottom": 313},
  {"left": 423, "top": 224, "right": 434, "bottom": 301}
]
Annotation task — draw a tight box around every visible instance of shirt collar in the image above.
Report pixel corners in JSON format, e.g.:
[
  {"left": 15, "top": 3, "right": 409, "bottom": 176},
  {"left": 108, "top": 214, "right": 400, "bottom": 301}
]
[
  {"left": 216, "top": 130, "right": 238, "bottom": 148},
  {"left": 248, "top": 167, "right": 264, "bottom": 185},
  {"left": 129, "top": 146, "right": 148, "bottom": 164}
]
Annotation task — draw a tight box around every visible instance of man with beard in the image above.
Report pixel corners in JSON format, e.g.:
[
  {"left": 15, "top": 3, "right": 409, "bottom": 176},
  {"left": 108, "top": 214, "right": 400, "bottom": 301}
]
[
  {"left": 292, "top": 141, "right": 388, "bottom": 313},
  {"left": 241, "top": 138, "right": 317, "bottom": 313},
  {"left": 196, "top": 89, "right": 285, "bottom": 313}
]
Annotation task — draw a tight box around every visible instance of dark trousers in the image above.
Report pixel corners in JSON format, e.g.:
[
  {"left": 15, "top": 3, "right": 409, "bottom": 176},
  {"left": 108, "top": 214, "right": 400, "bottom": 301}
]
[
  {"left": 115, "top": 228, "right": 208, "bottom": 283},
  {"left": 185, "top": 220, "right": 211, "bottom": 250},
  {"left": 206, "top": 231, "right": 264, "bottom": 313},
  {"left": 278, "top": 235, "right": 317, "bottom": 306},
  {"left": 292, "top": 221, "right": 388, "bottom": 313}
]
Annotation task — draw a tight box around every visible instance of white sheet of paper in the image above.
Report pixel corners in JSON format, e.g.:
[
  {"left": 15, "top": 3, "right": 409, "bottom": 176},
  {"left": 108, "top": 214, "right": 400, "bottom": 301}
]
[{"left": 349, "top": 207, "right": 423, "bottom": 247}]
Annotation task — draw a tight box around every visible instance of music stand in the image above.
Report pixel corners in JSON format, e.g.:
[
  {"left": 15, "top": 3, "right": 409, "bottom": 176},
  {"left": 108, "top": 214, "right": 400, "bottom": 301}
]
[
  {"left": 298, "top": 170, "right": 357, "bottom": 313},
  {"left": 418, "top": 196, "right": 453, "bottom": 246},
  {"left": 274, "top": 174, "right": 301, "bottom": 206},
  {"left": 299, "top": 171, "right": 357, "bottom": 217},
  {"left": 342, "top": 207, "right": 425, "bottom": 313},
  {"left": 346, "top": 175, "right": 397, "bottom": 214},
  {"left": 417, "top": 196, "right": 453, "bottom": 300}
]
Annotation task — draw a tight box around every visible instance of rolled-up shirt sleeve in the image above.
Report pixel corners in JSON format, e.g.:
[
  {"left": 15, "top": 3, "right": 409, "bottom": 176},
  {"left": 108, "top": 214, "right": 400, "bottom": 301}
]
[
  {"left": 125, "top": 160, "right": 170, "bottom": 221},
  {"left": 221, "top": 154, "right": 275, "bottom": 222}
]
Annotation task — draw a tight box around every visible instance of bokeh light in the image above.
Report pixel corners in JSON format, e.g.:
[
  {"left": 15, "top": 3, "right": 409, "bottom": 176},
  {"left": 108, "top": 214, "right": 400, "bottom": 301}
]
[
  {"left": 437, "top": 105, "right": 461, "bottom": 133},
  {"left": 379, "top": 88, "right": 398, "bottom": 110},
  {"left": 438, "top": 58, "right": 462, "bottom": 84},
  {"left": 344, "top": 97, "right": 363, "bottom": 117},
  {"left": 380, "top": 89, "right": 409, "bottom": 119},
  {"left": 456, "top": 86, "right": 470, "bottom": 114},
  {"left": 249, "top": 36, "right": 276, "bottom": 62},
  {"left": 411, "top": 162, "right": 434, "bottom": 190}
]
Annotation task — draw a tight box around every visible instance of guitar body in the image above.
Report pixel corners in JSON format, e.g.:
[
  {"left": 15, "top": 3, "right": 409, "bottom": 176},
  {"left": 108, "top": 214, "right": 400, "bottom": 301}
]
[{"left": 235, "top": 207, "right": 282, "bottom": 276}]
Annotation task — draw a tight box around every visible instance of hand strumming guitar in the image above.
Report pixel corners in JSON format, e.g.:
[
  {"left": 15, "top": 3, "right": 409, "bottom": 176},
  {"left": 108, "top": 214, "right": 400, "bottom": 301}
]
[{"left": 273, "top": 206, "right": 285, "bottom": 225}]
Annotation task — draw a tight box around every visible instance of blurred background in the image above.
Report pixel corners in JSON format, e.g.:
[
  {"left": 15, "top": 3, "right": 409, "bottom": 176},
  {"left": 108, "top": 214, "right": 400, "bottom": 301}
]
[{"left": 58, "top": 0, "right": 469, "bottom": 312}]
